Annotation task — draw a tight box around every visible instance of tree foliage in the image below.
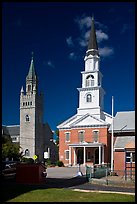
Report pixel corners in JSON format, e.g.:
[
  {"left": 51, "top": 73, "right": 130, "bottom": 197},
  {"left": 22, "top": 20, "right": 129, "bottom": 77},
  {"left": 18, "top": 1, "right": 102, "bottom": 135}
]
[
  {"left": 2, "top": 135, "right": 21, "bottom": 160},
  {"left": 55, "top": 129, "right": 59, "bottom": 146}
]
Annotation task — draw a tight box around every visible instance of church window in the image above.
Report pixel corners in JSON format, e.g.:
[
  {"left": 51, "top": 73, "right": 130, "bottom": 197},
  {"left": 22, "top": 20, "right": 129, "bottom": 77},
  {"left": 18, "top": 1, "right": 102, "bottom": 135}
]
[
  {"left": 26, "top": 102, "right": 27, "bottom": 106},
  {"left": 30, "top": 101, "right": 32, "bottom": 105},
  {"left": 78, "top": 131, "right": 84, "bottom": 142},
  {"left": 25, "top": 114, "right": 30, "bottom": 122},
  {"left": 28, "top": 102, "right": 29, "bottom": 105},
  {"left": 25, "top": 149, "right": 30, "bottom": 156},
  {"left": 28, "top": 85, "right": 31, "bottom": 92},
  {"left": 65, "top": 150, "right": 69, "bottom": 160},
  {"left": 87, "top": 94, "right": 92, "bottom": 102},
  {"left": 86, "top": 75, "right": 94, "bottom": 87},
  {"left": 93, "top": 130, "right": 99, "bottom": 143},
  {"left": 23, "top": 102, "right": 25, "bottom": 106},
  {"left": 65, "top": 132, "right": 70, "bottom": 142}
]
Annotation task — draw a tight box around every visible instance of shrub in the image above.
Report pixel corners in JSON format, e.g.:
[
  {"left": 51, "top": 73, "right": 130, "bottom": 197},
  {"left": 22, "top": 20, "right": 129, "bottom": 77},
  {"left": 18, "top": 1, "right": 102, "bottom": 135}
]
[
  {"left": 56, "top": 160, "right": 64, "bottom": 167},
  {"left": 21, "top": 157, "right": 34, "bottom": 164}
]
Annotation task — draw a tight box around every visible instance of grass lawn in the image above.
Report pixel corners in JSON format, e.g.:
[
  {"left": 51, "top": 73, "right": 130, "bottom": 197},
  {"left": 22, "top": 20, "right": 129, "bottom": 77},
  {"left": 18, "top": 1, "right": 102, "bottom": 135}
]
[{"left": 2, "top": 186, "right": 135, "bottom": 202}]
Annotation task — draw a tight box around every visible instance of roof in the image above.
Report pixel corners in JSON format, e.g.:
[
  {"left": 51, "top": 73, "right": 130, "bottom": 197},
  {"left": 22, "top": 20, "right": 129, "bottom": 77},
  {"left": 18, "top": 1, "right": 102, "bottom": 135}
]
[
  {"left": 109, "top": 111, "right": 135, "bottom": 132},
  {"left": 57, "top": 112, "right": 109, "bottom": 129},
  {"left": 26, "top": 56, "right": 37, "bottom": 80},
  {"left": 86, "top": 16, "right": 99, "bottom": 57},
  {"left": 2, "top": 126, "right": 10, "bottom": 135},
  {"left": 114, "top": 136, "right": 135, "bottom": 149},
  {"left": 6, "top": 125, "right": 20, "bottom": 136}
]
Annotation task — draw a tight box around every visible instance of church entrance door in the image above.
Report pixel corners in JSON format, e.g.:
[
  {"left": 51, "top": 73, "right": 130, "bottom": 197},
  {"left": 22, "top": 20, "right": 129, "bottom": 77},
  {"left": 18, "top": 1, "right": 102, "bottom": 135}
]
[{"left": 77, "top": 148, "right": 83, "bottom": 164}]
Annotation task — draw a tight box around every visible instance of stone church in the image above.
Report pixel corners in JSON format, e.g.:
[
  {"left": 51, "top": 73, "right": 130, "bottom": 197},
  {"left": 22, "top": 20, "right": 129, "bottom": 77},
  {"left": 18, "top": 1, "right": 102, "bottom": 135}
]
[{"left": 2, "top": 55, "right": 58, "bottom": 163}]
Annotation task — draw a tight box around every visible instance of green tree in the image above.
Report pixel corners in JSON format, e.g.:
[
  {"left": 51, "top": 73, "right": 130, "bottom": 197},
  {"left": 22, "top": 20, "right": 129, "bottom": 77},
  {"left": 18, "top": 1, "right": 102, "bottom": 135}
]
[
  {"left": 55, "top": 129, "right": 59, "bottom": 146},
  {"left": 2, "top": 135, "right": 21, "bottom": 161}
]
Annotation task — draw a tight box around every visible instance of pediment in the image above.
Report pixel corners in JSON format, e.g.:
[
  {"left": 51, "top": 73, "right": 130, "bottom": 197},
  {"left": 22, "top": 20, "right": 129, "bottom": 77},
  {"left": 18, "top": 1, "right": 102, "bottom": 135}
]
[{"left": 70, "top": 113, "right": 108, "bottom": 127}]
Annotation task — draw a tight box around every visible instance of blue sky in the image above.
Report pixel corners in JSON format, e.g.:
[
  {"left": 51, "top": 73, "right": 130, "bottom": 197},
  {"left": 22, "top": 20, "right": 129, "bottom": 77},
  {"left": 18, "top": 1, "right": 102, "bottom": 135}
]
[{"left": 2, "top": 2, "right": 135, "bottom": 132}]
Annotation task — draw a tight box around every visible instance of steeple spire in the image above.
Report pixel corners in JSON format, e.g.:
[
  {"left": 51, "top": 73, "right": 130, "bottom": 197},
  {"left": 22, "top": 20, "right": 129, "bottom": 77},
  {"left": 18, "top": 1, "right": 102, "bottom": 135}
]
[
  {"left": 26, "top": 52, "right": 38, "bottom": 94},
  {"left": 86, "top": 16, "right": 99, "bottom": 57},
  {"left": 26, "top": 52, "right": 37, "bottom": 80}
]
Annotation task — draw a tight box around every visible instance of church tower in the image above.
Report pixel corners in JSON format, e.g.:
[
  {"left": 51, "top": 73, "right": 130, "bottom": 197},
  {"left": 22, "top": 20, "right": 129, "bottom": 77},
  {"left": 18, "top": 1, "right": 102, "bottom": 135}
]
[
  {"left": 20, "top": 53, "right": 44, "bottom": 161},
  {"left": 77, "top": 17, "right": 105, "bottom": 120}
]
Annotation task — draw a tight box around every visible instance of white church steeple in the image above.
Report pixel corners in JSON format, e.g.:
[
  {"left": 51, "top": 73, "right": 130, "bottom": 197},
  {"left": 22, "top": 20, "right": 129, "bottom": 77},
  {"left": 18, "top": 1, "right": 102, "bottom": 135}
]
[{"left": 77, "top": 16, "right": 105, "bottom": 120}]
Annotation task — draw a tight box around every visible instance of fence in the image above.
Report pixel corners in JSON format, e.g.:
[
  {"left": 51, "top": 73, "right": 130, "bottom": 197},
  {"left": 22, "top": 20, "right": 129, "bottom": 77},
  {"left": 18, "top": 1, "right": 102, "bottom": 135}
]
[
  {"left": 86, "top": 164, "right": 135, "bottom": 183},
  {"left": 86, "top": 164, "right": 109, "bottom": 180}
]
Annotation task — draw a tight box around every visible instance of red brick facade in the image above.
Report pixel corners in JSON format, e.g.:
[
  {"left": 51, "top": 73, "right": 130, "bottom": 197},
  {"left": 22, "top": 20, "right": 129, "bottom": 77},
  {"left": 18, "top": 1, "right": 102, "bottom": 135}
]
[{"left": 59, "top": 127, "right": 111, "bottom": 166}]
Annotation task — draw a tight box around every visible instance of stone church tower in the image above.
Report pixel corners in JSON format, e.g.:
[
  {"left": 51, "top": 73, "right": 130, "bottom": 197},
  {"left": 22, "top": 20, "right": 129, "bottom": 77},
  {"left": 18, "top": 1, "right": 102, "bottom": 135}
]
[{"left": 20, "top": 54, "right": 44, "bottom": 161}]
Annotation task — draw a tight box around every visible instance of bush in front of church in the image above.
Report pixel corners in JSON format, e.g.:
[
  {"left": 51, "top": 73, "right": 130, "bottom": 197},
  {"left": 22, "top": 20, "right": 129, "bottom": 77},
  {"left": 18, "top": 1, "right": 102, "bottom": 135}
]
[
  {"left": 21, "top": 157, "right": 34, "bottom": 164},
  {"left": 56, "top": 160, "right": 64, "bottom": 167}
]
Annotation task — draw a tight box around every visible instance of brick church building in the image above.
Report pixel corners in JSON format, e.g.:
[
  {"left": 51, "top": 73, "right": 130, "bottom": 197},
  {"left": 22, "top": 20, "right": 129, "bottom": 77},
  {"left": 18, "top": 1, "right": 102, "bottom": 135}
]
[{"left": 57, "top": 17, "right": 113, "bottom": 166}]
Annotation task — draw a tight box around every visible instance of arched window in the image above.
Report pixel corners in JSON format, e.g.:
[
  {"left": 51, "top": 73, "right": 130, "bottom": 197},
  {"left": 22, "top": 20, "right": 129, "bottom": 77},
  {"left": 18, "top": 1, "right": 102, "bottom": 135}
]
[
  {"left": 25, "top": 114, "right": 30, "bottom": 122},
  {"left": 28, "top": 85, "right": 31, "bottom": 92},
  {"left": 86, "top": 75, "right": 94, "bottom": 87},
  {"left": 87, "top": 94, "right": 92, "bottom": 102},
  {"left": 25, "top": 149, "right": 30, "bottom": 156}
]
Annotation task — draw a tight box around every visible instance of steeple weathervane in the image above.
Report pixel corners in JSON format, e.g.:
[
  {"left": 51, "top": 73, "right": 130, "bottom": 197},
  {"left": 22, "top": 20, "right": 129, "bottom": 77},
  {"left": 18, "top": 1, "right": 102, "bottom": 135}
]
[{"left": 31, "top": 51, "right": 34, "bottom": 61}]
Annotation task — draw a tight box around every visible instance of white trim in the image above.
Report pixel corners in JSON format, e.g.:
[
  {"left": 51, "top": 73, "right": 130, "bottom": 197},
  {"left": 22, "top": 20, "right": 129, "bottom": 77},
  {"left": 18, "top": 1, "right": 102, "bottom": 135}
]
[
  {"left": 65, "top": 132, "right": 70, "bottom": 142},
  {"left": 78, "top": 130, "right": 85, "bottom": 133},
  {"left": 114, "top": 148, "right": 124, "bottom": 150},
  {"left": 92, "top": 129, "right": 99, "bottom": 132},
  {"left": 69, "top": 147, "right": 71, "bottom": 165},
  {"left": 6, "top": 125, "right": 20, "bottom": 127},
  {"left": 83, "top": 146, "right": 86, "bottom": 166},
  {"left": 65, "top": 150, "right": 69, "bottom": 160},
  {"left": 99, "top": 145, "right": 101, "bottom": 165},
  {"left": 74, "top": 147, "right": 76, "bottom": 166}
]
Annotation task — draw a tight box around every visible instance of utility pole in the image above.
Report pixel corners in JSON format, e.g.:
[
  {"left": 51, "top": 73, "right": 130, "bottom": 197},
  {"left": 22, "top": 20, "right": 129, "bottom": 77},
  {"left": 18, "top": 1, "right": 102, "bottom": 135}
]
[{"left": 111, "top": 96, "right": 114, "bottom": 173}]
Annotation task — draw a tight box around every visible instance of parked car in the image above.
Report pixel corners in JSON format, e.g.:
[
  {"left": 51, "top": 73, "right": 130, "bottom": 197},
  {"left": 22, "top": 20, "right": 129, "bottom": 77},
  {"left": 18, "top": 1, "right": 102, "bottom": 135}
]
[{"left": 2, "top": 161, "right": 19, "bottom": 180}]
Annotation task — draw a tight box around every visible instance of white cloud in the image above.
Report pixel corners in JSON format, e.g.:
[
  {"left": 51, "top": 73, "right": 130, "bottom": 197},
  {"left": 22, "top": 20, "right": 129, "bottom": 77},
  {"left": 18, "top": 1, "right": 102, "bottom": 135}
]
[
  {"left": 96, "top": 30, "right": 108, "bottom": 43},
  {"left": 67, "top": 14, "right": 114, "bottom": 59},
  {"left": 78, "top": 38, "right": 87, "bottom": 47},
  {"left": 69, "top": 52, "right": 78, "bottom": 60},
  {"left": 75, "top": 15, "right": 109, "bottom": 48},
  {"left": 75, "top": 15, "right": 91, "bottom": 30},
  {"left": 66, "top": 36, "right": 74, "bottom": 47},
  {"left": 47, "top": 61, "right": 55, "bottom": 68},
  {"left": 99, "top": 47, "right": 114, "bottom": 57},
  {"left": 78, "top": 29, "right": 108, "bottom": 48}
]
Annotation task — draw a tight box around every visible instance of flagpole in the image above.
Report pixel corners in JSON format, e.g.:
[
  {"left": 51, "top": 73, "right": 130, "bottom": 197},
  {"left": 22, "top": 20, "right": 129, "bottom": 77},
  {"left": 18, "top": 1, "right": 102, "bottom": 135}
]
[{"left": 111, "top": 96, "right": 114, "bottom": 173}]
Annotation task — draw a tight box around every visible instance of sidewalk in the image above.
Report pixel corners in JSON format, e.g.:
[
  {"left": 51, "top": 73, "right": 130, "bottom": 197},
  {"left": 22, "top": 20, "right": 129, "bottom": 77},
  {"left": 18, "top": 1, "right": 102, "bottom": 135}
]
[
  {"left": 46, "top": 166, "right": 135, "bottom": 194},
  {"left": 47, "top": 166, "right": 86, "bottom": 178}
]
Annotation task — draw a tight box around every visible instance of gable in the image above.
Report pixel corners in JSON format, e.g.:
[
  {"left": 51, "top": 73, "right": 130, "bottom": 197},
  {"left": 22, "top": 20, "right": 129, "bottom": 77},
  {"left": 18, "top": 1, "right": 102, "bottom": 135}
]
[{"left": 70, "top": 114, "right": 108, "bottom": 128}]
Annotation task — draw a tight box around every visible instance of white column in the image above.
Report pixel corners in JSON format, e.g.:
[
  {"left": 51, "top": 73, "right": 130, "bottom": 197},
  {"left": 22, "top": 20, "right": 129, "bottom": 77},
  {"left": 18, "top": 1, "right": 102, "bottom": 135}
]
[
  {"left": 102, "top": 145, "right": 104, "bottom": 164},
  {"left": 69, "top": 146, "right": 71, "bottom": 166},
  {"left": 99, "top": 145, "right": 101, "bottom": 165},
  {"left": 83, "top": 146, "right": 86, "bottom": 166},
  {"left": 74, "top": 147, "right": 76, "bottom": 166}
]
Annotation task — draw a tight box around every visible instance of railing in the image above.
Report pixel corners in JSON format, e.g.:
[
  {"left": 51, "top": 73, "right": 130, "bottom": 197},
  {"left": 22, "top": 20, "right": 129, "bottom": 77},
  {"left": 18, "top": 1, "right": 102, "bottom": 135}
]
[
  {"left": 86, "top": 164, "right": 110, "bottom": 179},
  {"left": 86, "top": 164, "right": 135, "bottom": 184}
]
